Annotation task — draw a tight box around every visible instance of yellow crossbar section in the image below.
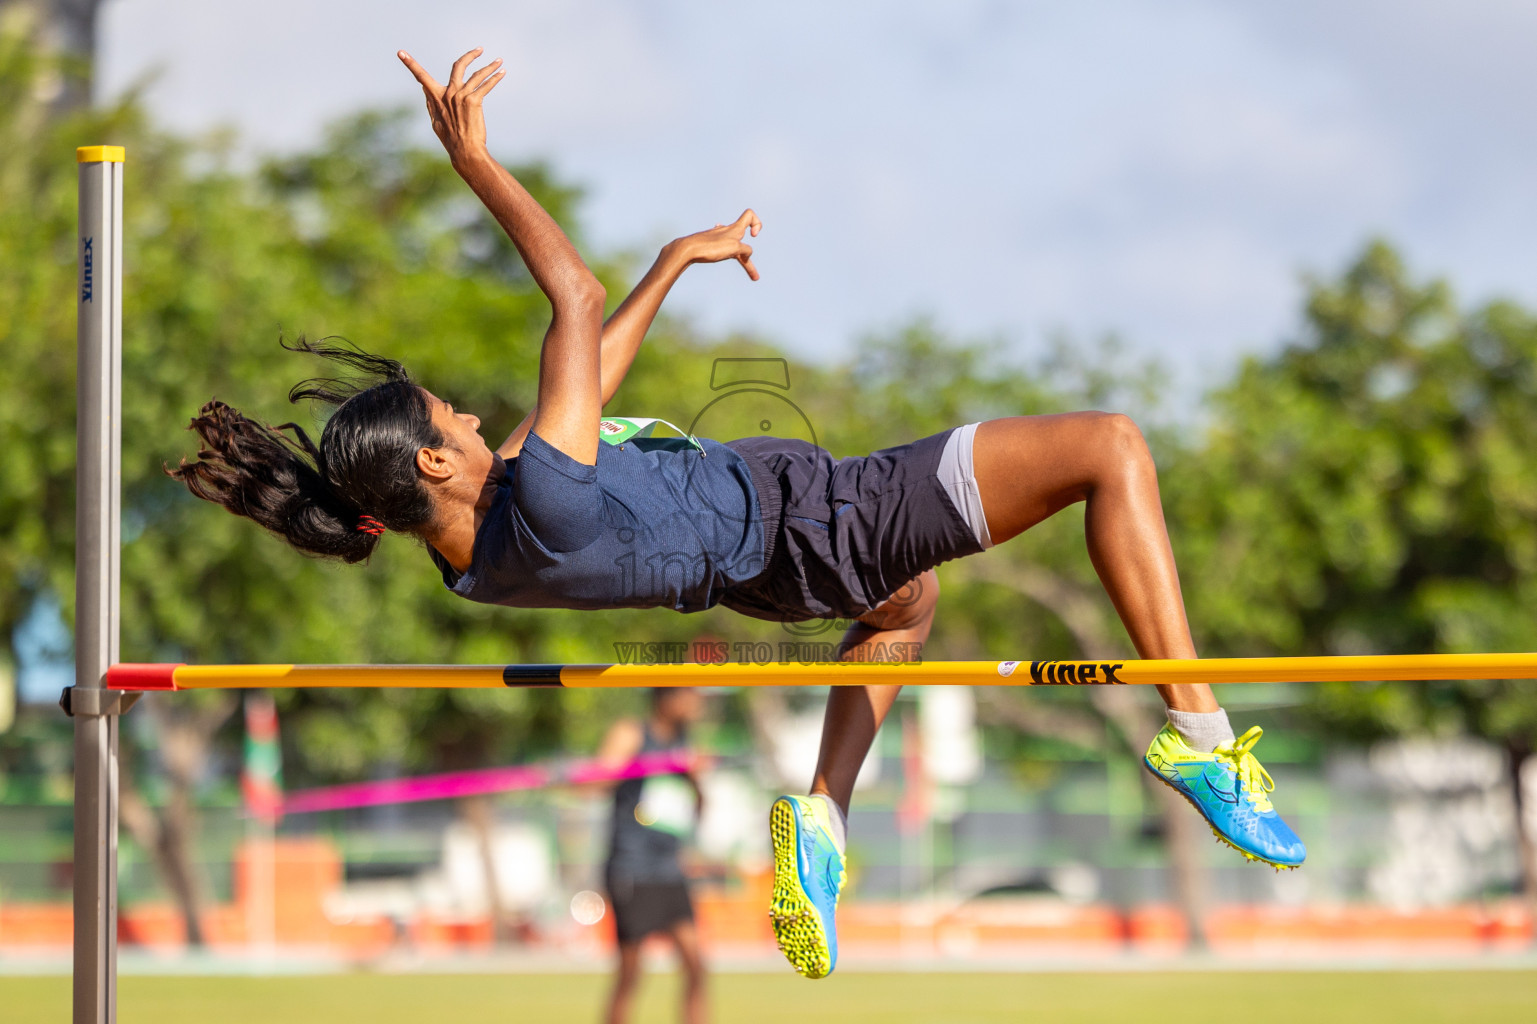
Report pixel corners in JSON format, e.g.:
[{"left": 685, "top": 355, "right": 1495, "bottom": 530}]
[{"left": 104, "top": 653, "right": 1537, "bottom": 691}]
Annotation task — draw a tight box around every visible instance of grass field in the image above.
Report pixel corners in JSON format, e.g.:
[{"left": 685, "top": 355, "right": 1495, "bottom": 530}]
[{"left": 6, "top": 970, "right": 1537, "bottom": 1023}]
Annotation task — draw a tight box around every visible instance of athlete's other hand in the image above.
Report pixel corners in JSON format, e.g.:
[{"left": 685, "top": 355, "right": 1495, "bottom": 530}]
[
  {"left": 398, "top": 47, "right": 505, "bottom": 164},
  {"left": 670, "top": 210, "right": 762, "bottom": 281}
]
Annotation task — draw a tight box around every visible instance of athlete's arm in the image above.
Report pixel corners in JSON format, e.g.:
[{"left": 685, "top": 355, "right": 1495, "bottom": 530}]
[
  {"left": 596, "top": 211, "right": 761, "bottom": 405},
  {"left": 597, "top": 719, "right": 645, "bottom": 771},
  {"left": 684, "top": 764, "right": 705, "bottom": 820},
  {"left": 492, "top": 212, "right": 762, "bottom": 454},
  {"left": 399, "top": 48, "right": 603, "bottom": 465}
]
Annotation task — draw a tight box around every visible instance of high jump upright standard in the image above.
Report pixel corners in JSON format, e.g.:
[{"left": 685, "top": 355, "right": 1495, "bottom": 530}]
[{"left": 71, "top": 144, "right": 127, "bottom": 1024}]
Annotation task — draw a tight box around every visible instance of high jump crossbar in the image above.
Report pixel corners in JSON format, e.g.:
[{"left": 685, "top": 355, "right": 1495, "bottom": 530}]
[{"left": 104, "top": 654, "right": 1537, "bottom": 691}]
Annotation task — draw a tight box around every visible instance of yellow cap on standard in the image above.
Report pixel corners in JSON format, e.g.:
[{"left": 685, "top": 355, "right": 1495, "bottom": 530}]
[{"left": 76, "top": 145, "right": 126, "bottom": 164}]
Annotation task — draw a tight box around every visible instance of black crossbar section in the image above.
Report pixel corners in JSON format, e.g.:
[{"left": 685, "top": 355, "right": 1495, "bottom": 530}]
[{"left": 502, "top": 664, "right": 565, "bottom": 687}]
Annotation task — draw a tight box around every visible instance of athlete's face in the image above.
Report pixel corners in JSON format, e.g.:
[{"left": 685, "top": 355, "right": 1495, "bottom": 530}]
[
  {"left": 422, "top": 389, "right": 505, "bottom": 492},
  {"left": 659, "top": 687, "right": 706, "bottom": 725}
]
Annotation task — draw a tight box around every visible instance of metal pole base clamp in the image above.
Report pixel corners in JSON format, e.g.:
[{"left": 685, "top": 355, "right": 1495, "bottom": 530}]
[{"left": 60, "top": 686, "right": 141, "bottom": 718}]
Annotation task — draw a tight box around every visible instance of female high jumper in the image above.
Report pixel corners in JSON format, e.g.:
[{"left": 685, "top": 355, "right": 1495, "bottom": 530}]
[{"left": 171, "top": 49, "right": 1304, "bottom": 980}]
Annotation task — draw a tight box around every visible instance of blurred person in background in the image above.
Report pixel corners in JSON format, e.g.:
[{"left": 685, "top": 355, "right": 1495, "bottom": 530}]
[{"left": 596, "top": 686, "right": 708, "bottom": 1024}]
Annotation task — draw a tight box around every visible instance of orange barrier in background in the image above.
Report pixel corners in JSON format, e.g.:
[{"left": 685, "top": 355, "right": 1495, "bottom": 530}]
[
  {"left": 3, "top": 898, "right": 1530, "bottom": 956},
  {"left": 3, "top": 838, "right": 1531, "bottom": 956}
]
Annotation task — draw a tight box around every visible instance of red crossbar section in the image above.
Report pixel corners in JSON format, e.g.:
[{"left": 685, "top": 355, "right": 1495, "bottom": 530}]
[{"left": 105, "top": 663, "right": 182, "bottom": 690}]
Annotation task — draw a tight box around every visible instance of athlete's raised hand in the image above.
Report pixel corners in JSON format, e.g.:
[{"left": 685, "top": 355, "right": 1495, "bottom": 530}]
[
  {"left": 397, "top": 47, "right": 505, "bottom": 163},
  {"left": 673, "top": 210, "right": 762, "bottom": 281}
]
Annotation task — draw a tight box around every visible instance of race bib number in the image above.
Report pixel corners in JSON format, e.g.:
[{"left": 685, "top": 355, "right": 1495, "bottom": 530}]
[{"left": 634, "top": 774, "right": 696, "bottom": 838}]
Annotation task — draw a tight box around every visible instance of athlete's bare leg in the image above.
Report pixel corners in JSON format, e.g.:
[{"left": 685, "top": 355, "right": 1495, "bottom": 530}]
[
  {"left": 668, "top": 919, "right": 709, "bottom": 1024},
  {"left": 605, "top": 940, "right": 643, "bottom": 1024},
  {"left": 970, "top": 413, "right": 1210, "bottom": 711},
  {"left": 810, "top": 570, "right": 937, "bottom": 814},
  {"left": 809, "top": 412, "right": 1212, "bottom": 814}
]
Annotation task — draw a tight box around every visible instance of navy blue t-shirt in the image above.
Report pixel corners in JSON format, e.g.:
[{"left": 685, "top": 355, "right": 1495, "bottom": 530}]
[{"left": 429, "top": 430, "right": 770, "bottom": 612}]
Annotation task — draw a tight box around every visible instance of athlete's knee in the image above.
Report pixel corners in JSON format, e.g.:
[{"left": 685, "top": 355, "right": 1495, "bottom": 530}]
[
  {"left": 615, "top": 946, "right": 643, "bottom": 984},
  {"left": 860, "top": 570, "right": 939, "bottom": 631},
  {"left": 681, "top": 950, "right": 706, "bottom": 982},
  {"left": 1093, "top": 412, "right": 1154, "bottom": 478},
  {"left": 909, "top": 570, "right": 940, "bottom": 619}
]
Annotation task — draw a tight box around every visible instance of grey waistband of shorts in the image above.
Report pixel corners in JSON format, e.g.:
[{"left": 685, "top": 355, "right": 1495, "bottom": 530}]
[{"left": 936, "top": 422, "right": 994, "bottom": 549}]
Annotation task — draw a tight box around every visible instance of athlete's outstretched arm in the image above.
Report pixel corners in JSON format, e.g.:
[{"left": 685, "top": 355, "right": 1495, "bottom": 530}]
[
  {"left": 595, "top": 211, "right": 761, "bottom": 405},
  {"left": 490, "top": 211, "right": 762, "bottom": 455},
  {"left": 399, "top": 48, "right": 604, "bottom": 464}
]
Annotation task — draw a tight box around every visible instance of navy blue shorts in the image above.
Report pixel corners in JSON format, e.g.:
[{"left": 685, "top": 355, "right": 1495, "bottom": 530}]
[
  {"left": 605, "top": 868, "right": 694, "bottom": 945},
  {"left": 721, "top": 428, "right": 984, "bottom": 622}
]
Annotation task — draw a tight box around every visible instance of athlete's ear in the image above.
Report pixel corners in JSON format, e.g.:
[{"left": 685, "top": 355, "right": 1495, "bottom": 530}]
[{"left": 416, "top": 445, "right": 455, "bottom": 483}]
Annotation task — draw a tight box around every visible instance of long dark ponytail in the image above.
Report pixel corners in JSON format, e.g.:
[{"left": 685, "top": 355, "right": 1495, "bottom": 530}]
[{"left": 169, "top": 338, "right": 448, "bottom": 563}]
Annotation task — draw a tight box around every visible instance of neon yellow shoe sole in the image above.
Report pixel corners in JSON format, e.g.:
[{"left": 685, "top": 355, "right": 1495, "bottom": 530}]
[{"left": 769, "top": 795, "right": 843, "bottom": 979}]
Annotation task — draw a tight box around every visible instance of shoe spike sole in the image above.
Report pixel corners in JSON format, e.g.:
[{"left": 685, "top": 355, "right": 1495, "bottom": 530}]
[{"left": 768, "top": 798, "right": 837, "bottom": 979}]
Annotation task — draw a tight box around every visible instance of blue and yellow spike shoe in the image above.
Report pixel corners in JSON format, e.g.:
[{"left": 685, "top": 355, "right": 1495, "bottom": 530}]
[
  {"left": 1144, "top": 724, "right": 1306, "bottom": 869},
  {"left": 769, "top": 795, "right": 847, "bottom": 979}
]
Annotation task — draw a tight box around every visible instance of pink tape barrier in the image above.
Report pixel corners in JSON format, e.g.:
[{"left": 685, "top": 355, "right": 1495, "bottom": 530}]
[{"left": 279, "top": 750, "right": 692, "bottom": 815}]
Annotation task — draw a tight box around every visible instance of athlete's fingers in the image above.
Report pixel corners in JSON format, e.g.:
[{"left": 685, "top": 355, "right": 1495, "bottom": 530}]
[
  {"left": 737, "top": 249, "right": 759, "bottom": 281},
  {"left": 464, "top": 57, "right": 503, "bottom": 94},
  {"left": 397, "top": 51, "right": 442, "bottom": 93},
  {"left": 448, "top": 47, "right": 483, "bottom": 89},
  {"left": 733, "top": 208, "right": 761, "bottom": 237},
  {"left": 468, "top": 68, "right": 506, "bottom": 99}
]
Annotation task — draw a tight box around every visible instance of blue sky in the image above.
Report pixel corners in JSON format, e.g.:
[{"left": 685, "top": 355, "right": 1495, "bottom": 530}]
[{"left": 96, "top": 0, "right": 1537, "bottom": 390}]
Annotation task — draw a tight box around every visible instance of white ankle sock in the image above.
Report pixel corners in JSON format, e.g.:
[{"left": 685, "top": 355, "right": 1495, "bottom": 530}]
[
  {"left": 1165, "top": 707, "right": 1235, "bottom": 753},
  {"left": 811, "top": 793, "right": 848, "bottom": 852}
]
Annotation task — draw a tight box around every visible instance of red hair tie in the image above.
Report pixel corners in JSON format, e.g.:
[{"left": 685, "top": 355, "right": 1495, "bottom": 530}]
[{"left": 357, "top": 515, "right": 386, "bottom": 536}]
